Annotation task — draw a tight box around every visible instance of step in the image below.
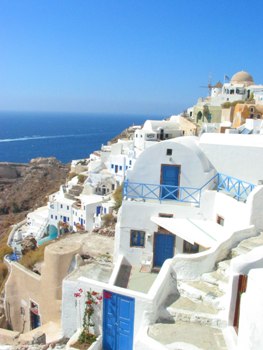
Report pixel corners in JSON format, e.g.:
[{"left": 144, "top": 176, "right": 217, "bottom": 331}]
[
  {"left": 239, "top": 233, "right": 263, "bottom": 249},
  {"left": 177, "top": 280, "right": 224, "bottom": 307},
  {"left": 201, "top": 270, "right": 229, "bottom": 292},
  {"left": 231, "top": 245, "right": 251, "bottom": 258},
  {"left": 167, "top": 296, "right": 226, "bottom": 328},
  {"left": 216, "top": 259, "right": 231, "bottom": 276},
  {"left": 148, "top": 321, "right": 228, "bottom": 350}
]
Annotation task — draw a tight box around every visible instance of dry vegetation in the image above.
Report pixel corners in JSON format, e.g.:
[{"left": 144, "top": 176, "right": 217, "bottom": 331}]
[
  {"left": 112, "top": 184, "right": 123, "bottom": 210},
  {"left": 19, "top": 242, "right": 50, "bottom": 271},
  {"left": 0, "top": 232, "right": 13, "bottom": 291}
]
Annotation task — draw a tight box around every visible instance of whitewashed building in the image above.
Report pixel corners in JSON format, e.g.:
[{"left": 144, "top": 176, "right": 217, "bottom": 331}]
[{"left": 61, "top": 132, "right": 263, "bottom": 350}]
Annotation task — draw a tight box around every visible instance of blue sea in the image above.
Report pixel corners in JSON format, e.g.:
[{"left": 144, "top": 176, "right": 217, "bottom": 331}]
[{"left": 0, "top": 111, "right": 161, "bottom": 163}]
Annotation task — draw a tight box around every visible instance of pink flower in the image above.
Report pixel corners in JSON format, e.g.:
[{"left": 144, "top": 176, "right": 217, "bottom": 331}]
[
  {"left": 97, "top": 296, "right": 102, "bottom": 301},
  {"left": 91, "top": 291, "right": 98, "bottom": 296},
  {"left": 79, "top": 288, "right": 83, "bottom": 293}
]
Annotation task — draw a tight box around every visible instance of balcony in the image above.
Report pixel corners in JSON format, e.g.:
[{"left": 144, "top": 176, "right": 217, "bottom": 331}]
[{"left": 123, "top": 173, "right": 255, "bottom": 206}]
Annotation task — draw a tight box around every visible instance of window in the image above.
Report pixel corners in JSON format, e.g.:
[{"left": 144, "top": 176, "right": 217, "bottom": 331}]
[
  {"left": 159, "top": 213, "right": 173, "bottom": 218},
  {"left": 166, "top": 149, "right": 172, "bottom": 156},
  {"left": 184, "top": 241, "right": 199, "bottom": 254},
  {"left": 230, "top": 89, "right": 234, "bottom": 95},
  {"left": 217, "top": 215, "right": 224, "bottom": 226},
  {"left": 250, "top": 107, "right": 254, "bottom": 113},
  {"left": 119, "top": 166, "right": 122, "bottom": 171},
  {"left": 130, "top": 230, "right": 145, "bottom": 247},
  {"left": 112, "top": 184, "right": 115, "bottom": 191},
  {"left": 51, "top": 215, "right": 53, "bottom": 219},
  {"left": 67, "top": 206, "right": 69, "bottom": 210},
  {"left": 55, "top": 216, "right": 57, "bottom": 220},
  {"left": 60, "top": 204, "right": 63, "bottom": 209},
  {"left": 111, "top": 164, "right": 114, "bottom": 169}
]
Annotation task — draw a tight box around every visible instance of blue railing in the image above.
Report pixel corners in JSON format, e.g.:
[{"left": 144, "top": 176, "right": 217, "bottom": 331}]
[
  {"left": 123, "top": 173, "right": 255, "bottom": 205},
  {"left": 217, "top": 173, "right": 255, "bottom": 201}
]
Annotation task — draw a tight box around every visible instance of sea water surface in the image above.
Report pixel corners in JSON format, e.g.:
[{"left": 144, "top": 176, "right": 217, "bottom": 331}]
[{"left": 0, "top": 112, "right": 160, "bottom": 163}]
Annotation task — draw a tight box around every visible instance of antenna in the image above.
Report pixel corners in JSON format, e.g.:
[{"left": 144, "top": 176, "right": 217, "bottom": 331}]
[{"left": 200, "top": 73, "right": 213, "bottom": 95}]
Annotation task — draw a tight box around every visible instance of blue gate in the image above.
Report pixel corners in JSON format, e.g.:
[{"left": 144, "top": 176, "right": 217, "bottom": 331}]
[
  {"left": 103, "top": 291, "right": 134, "bottom": 350},
  {"left": 160, "top": 164, "right": 180, "bottom": 199},
  {"left": 154, "top": 233, "right": 175, "bottom": 267}
]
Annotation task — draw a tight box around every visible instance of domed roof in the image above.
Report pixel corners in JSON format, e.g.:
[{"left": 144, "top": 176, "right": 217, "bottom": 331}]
[{"left": 231, "top": 71, "right": 254, "bottom": 86}]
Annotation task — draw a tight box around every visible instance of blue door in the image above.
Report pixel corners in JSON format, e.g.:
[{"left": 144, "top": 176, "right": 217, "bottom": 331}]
[
  {"left": 103, "top": 291, "right": 134, "bottom": 350},
  {"left": 160, "top": 164, "right": 180, "bottom": 199},
  {"left": 154, "top": 233, "right": 175, "bottom": 267}
]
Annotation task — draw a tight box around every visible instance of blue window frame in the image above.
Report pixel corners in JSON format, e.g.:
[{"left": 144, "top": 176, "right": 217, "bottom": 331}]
[
  {"left": 120, "top": 166, "right": 122, "bottom": 170},
  {"left": 130, "top": 230, "right": 145, "bottom": 247},
  {"left": 96, "top": 206, "right": 101, "bottom": 216}
]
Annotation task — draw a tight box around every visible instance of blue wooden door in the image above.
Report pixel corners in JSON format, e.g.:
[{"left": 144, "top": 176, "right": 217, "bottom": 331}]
[
  {"left": 154, "top": 233, "right": 175, "bottom": 267},
  {"left": 160, "top": 164, "right": 180, "bottom": 199},
  {"left": 103, "top": 291, "right": 134, "bottom": 350}
]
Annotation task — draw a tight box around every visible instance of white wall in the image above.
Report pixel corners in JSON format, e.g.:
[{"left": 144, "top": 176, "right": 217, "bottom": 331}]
[
  {"left": 237, "top": 268, "right": 263, "bottom": 350},
  {"left": 170, "top": 226, "right": 255, "bottom": 280},
  {"left": 200, "top": 191, "right": 250, "bottom": 231},
  {"left": 246, "top": 186, "right": 263, "bottom": 231},
  {"left": 200, "top": 134, "right": 263, "bottom": 184},
  {"left": 226, "top": 246, "right": 263, "bottom": 329}
]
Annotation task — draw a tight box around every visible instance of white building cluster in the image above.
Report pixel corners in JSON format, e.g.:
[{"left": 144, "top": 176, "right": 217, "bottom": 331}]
[{"left": 4, "top": 74, "right": 263, "bottom": 350}]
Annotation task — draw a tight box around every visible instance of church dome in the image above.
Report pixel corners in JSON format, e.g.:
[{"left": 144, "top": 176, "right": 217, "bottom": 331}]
[{"left": 230, "top": 71, "right": 254, "bottom": 86}]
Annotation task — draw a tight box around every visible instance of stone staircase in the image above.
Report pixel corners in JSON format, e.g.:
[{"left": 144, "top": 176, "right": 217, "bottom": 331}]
[{"left": 148, "top": 232, "right": 263, "bottom": 350}]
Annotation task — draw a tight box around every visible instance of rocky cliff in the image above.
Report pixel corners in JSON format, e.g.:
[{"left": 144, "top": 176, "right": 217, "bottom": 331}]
[{"left": 0, "top": 157, "right": 69, "bottom": 238}]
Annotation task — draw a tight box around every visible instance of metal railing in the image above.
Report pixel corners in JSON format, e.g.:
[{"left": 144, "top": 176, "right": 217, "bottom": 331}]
[
  {"left": 217, "top": 173, "right": 255, "bottom": 201},
  {"left": 123, "top": 173, "right": 255, "bottom": 206}
]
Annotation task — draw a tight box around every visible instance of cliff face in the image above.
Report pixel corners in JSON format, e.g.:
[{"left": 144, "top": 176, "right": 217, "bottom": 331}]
[{"left": 0, "top": 157, "right": 69, "bottom": 238}]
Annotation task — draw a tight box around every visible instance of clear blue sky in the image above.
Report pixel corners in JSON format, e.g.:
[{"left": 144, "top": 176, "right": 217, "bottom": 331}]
[{"left": 1, "top": 0, "right": 262, "bottom": 116}]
